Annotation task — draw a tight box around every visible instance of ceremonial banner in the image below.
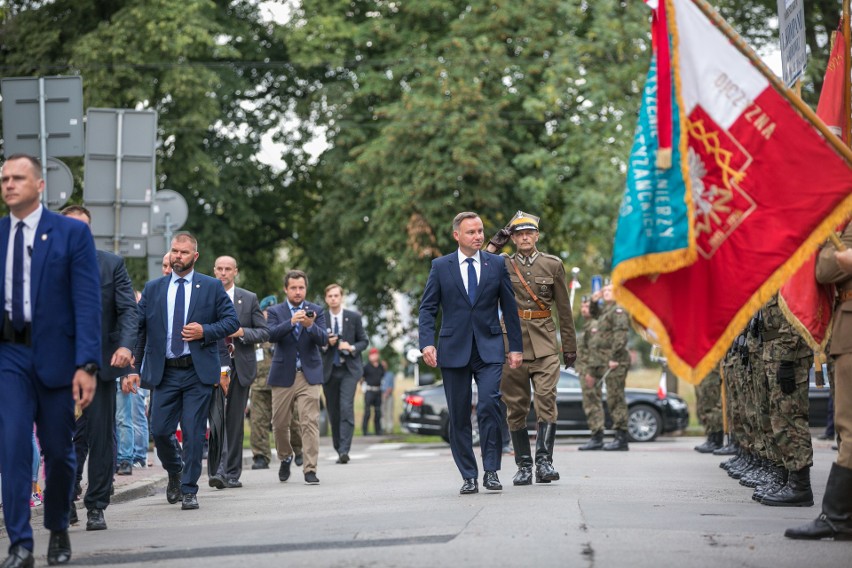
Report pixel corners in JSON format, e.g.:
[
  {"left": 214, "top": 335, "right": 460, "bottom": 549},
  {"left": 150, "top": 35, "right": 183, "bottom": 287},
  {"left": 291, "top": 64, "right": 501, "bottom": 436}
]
[
  {"left": 779, "top": 19, "right": 850, "bottom": 351},
  {"left": 613, "top": 0, "right": 852, "bottom": 383}
]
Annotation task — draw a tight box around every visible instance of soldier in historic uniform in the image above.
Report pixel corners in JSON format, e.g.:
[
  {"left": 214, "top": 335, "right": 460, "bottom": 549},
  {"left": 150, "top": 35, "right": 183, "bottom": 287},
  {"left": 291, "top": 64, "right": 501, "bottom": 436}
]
[
  {"left": 787, "top": 225, "right": 852, "bottom": 540},
  {"left": 585, "top": 283, "right": 631, "bottom": 451},
  {"left": 577, "top": 296, "right": 605, "bottom": 451},
  {"left": 693, "top": 365, "right": 723, "bottom": 453},
  {"left": 485, "top": 211, "right": 576, "bottom": 485},
  {"left": 758, "top": 294, "right": 814, "bottom": 507}
]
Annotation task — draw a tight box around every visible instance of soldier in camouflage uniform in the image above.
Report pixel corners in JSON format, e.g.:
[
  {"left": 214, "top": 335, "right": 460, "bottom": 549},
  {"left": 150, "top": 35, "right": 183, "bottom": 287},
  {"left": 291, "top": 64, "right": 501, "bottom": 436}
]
[
  {"left": 485, "top": 211, "right": 577, "bottom": 485},
  {"left": 693, "top": 365, "right": 723, "bottom": 453},
  {"left": 250, "top": 297, "right": 303, "bottom": 469},
  {"left": 787, "top": 223, "right": 852, "bottom": 540},
  {"left": 585, "top": 284, "right": 631, "bottom": 451},
  {"left": 758, "top": 294, "right": 813, "bottom": 507},
  {"left": 577, "top": 297, "right": 605, "bottom": 450}
]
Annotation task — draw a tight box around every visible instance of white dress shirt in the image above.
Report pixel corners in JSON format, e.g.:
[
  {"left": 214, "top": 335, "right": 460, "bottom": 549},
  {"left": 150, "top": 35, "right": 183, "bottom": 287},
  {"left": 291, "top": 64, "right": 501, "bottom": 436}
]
[
  {"left": 457, "top": 249, "right": 481, "bottom": 297},
  {"left": 167, "top": 270, "right": 194, "bottom": 358},
  {"left": 5, "top": 205, "right": 43, "bottom": 322}
]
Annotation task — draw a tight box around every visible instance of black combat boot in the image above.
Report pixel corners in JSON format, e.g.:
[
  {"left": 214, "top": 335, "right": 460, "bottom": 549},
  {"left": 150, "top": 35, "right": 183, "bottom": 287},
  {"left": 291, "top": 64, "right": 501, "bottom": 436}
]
[
  {"left": 752, "top": 465, "right": 786, "bottom": 501},
  {"left": 720, "top": 447, "right": 743, "bottom": 470},
  {"left": 785, "top": 463, "right": 852, "bottom": 540},
  {"left": 534, "top": 423, "right": 560, "bottom": 483},
  {"left": 694, "top": 431, "right": 723, "bottom": 453},
  {"left": 713, "top": 433, "right": 738, "bottom": 456},
  {"left": 729, "top": 452, "right": 756, "bottom": 479},
  {"left": 578, "top": 430, "right": 604, "bottom": 451},
  {"left": 740, "top": 457, "right": 770, "bottom": 488},
  {"left": 510, "top": 429, "right": 533, "bottom": 486},
  {"left": 603, "top": 429, "right": 629, "bottom": 451},
  {"left": 761, "top": 466, "right": 814, "bottom": 507}
]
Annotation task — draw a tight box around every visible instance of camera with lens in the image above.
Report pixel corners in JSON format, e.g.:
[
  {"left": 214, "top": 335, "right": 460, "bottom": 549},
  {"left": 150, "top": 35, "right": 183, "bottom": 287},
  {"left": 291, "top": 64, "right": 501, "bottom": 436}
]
[{"left": 304, "top": 310, "right": 315, "bottom": 318}]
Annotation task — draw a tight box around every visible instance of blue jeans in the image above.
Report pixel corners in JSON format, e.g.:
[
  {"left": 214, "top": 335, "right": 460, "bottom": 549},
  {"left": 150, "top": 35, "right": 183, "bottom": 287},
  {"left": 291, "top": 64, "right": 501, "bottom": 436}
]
[
  {"left": 115, "top": 382, "right": 134, "bottom": 465},
  {"left": 132, "top": 388, "right": 150, "bottom": 464}
]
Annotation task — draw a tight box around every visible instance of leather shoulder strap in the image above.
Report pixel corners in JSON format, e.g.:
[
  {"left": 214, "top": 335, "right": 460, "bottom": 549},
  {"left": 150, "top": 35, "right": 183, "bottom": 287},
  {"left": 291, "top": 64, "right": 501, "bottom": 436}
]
[{"left": 509, "top": 259, "right": 547, "bottom": 311}]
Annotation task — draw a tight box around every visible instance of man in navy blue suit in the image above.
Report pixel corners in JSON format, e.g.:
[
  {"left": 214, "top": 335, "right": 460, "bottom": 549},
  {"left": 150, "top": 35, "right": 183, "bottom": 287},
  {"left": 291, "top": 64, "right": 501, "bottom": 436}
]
[
  {"left": 267, "top": 270, "right": 328, "bottom": 485},
  {"left": 419, "top": 211, "right": 523, "bottom": 495},
  {"left": 0, "top": 154, "right": 101, "bottom": 568},
  {"left": 124, "top": 232, "right": 239, "bottom": 511}
]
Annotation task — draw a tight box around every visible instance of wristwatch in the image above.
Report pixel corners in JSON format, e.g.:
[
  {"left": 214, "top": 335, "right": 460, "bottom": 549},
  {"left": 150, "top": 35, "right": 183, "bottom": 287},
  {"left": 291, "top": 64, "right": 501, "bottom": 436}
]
[{"left": 78, "top": 363, "right": 99, "bottom": 375}]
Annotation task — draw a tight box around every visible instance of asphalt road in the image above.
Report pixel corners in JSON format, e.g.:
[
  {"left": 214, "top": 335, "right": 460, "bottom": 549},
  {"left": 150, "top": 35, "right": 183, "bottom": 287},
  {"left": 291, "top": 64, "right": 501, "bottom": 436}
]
[{"left": 3, "top": 435, "right": 848, "bottom": 567}]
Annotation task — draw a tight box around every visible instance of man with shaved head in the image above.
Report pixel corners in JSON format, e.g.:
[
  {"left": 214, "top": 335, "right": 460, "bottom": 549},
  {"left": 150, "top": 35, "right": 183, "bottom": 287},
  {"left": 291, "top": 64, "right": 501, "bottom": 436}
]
[{"left": 207, "top": 256, "right": 268, "bottom": 489}]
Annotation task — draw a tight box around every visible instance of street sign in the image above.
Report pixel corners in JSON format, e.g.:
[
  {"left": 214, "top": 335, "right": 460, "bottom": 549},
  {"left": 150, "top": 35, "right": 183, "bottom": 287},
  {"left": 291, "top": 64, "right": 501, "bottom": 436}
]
[
  {"left": 94, "top": 237, "right": 147, "bottom": 258},
  {"left": 777, "top": 0, "right": 807, "bottom": 87},
  {"left": 83, "top": 108, "right": 157, "bottom": 204},
  {"left": 44, "top": 158, "right": 73, "bottom": 211},
  {"left": 151, "top": 189, "right": 189, "bottom": 233},
  {"left": 0, "top": 76, "right": 84, "bottom": 157},
  {"left": 87, "top": 203, "right": 151, "bottom": 239}
]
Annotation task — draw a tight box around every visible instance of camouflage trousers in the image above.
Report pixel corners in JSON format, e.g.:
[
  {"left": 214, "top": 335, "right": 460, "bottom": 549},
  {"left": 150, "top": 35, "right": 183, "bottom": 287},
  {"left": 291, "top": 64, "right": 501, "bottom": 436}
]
[
  {"left": 501, "top": 353, "right": 559, "bottom": 430},
  {"left": 250, "top": 385, "right": 303, "bottom": 461},
  {"left": 580, "top": 372, "right": 604, "bottom": 433},
  {"left": 587, "top": 364, "right": 628, "bottom": 430},
  {"left": 751, "top": 356, "right": 782, "bottom": 465},
  {"left": 766, "top": 357, "right": 813, "bottom": 471},
  {"left": 695, "top": 369, "right": 722, "bottom": 434}
]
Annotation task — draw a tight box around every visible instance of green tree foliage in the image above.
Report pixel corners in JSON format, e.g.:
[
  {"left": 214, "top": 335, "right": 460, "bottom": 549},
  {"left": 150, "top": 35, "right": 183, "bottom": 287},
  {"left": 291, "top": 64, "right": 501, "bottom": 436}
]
[
  {"left": 0, "top": 0, "right": 299, "bottom": 295},
  {"left": 284, "top": 0, "right": 650, "bottom": 338}
]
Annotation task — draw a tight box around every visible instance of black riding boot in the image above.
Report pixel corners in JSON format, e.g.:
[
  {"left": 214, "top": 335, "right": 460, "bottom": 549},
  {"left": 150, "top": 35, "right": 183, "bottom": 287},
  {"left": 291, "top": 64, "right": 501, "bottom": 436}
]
[
  {"left": 511, "top": 429, "right": 533, "bottom": 486},
  {"left": 578, "top": 430, "right": 604, "bottom": 451},
  {"left": 535, "top": 423, "right": 560, "bottom": 483},
  {"left": 761, "top": 466, "right": 814, "bottom": 507},
  {"left": 785, "top": 462, "right": 852, "bottom": 540}
]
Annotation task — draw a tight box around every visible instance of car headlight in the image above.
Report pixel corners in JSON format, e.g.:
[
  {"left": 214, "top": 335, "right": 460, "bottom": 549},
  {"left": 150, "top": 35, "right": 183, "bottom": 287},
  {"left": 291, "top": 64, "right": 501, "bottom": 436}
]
[{"left": 666, "top": 397, "right": 687, "bottom": 410}]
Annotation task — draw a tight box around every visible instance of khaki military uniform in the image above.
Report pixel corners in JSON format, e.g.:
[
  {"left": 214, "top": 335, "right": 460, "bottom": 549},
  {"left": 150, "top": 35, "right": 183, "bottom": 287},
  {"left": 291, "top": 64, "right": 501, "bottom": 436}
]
[
  {"left": 586, "top": 302, "right": 631, "bottom": 430},
  {"left": 816, "top": 224, "right": 852, "bottom": 469},
  {"left": 250, "top": 343, "right": 302, "bottom": 462},
  {"left": 500, "top": 251, "right": 577, "bottom": 429},
  {"left": 761, "top": 295, "right": 813, "bottom": 472}
]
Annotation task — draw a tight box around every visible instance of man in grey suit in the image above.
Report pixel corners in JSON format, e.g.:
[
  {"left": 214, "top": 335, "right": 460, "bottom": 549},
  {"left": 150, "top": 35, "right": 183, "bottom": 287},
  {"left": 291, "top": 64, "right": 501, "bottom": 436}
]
[
  {"left": 208, "top": 256, "right": 269, "bottom": 488},
  {"left": 62, "top": 206, "right": 138, "bottom": 532},
  {"left": 320, "top": 283, "right": 369, "bottom": 464}
]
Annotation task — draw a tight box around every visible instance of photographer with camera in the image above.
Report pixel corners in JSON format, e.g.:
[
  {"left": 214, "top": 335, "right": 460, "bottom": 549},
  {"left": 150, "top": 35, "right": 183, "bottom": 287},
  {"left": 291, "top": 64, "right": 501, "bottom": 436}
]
[{"left": 267, "top": 270, "right": 328, "bottom": 485}]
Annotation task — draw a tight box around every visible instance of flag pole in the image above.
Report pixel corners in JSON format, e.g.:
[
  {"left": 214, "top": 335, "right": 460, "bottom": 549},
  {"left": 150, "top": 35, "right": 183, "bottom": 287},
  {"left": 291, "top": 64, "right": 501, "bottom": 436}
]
[
  {"left": 844, "top": 0, "right": 851, "bottom": 148},
  {"left": 688, "top": 0, "right": 852, "bottom": 164}
]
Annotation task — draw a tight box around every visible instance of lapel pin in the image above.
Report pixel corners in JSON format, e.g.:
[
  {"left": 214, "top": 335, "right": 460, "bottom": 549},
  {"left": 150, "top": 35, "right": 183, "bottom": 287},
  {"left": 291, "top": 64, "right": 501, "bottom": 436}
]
[
  {"left": 41, "top": 234, "right": 47, "bottom": 241},
  {"left": 238, "top": 299, "right": 242, "bottom": 304},
  {"left": 196, "top": 284, "right": 201, "bottom": 289}
]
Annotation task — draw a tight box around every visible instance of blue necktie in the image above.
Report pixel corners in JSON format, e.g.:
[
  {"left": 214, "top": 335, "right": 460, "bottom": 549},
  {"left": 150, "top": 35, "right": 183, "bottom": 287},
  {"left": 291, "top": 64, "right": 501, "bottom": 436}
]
[
  {"left": 332, "top": 317, "right": 341, "bottom": 366},
  {"left": 466, "top": 257, "right": 477, "bottom": 304},
  {"left": 12, "top": 221, "right": 25, "bottom": 332},
  {"left": 171, "top": 278, "right": 187, "bottom": 357},
  {"left": 292, "top": 306, "right": 302, "bottom": 338}
]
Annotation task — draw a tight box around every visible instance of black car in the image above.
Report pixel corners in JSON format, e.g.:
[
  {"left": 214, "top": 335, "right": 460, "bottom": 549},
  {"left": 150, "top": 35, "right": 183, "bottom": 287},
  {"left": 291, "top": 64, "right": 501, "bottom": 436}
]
[{"left": 400, "top": 368, "right": 690, "bottom": 443}]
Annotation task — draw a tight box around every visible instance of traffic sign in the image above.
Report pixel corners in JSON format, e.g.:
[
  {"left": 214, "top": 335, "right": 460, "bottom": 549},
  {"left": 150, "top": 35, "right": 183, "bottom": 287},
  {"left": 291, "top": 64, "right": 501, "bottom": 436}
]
[{"left": 777, "top": 0, "right": 807, "bottom": 87}]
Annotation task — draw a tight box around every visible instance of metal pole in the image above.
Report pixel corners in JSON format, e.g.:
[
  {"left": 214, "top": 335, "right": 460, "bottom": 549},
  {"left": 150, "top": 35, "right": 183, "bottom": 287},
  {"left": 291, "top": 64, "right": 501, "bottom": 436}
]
[
  {"left": 37, "top": 78, "right": 48, "bottom": 205},
  {"left": 687, "top": 0, "right": 852, "bottom": 164},
  {"left": 569, "top": 267, "right": 580, "bottom": 309},
  {"left": 113, "top": 111, "right": 124, "bottom": 255}
]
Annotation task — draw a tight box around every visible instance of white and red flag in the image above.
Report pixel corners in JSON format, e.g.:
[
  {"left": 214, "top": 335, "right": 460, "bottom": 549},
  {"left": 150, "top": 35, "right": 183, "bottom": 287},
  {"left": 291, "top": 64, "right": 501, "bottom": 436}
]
[{"left": 612, "top": 0, "right": 852, "bottom": 383}]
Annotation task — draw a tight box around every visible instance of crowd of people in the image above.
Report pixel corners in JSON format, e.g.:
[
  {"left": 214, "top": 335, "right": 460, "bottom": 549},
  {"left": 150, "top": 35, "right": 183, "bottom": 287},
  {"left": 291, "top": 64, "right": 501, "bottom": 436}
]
[{"left": 1, "top": 157, "right": 850, "bottom": 568}]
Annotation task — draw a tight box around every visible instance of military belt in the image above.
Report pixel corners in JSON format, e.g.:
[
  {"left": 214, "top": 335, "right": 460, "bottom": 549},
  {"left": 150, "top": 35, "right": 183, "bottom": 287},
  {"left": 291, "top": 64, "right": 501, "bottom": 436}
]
[
  {"left": 518, "top": 309, "right": 551, "bottom": 319},
  {"left": 840, "top": 290, "right": 852, "bottom": 302}
]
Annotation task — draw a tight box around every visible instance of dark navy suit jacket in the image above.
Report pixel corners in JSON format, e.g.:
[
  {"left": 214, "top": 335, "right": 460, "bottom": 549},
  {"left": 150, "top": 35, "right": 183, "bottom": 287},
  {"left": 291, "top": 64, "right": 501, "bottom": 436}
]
[
  {"left": 96, "top": 250, "right": 138, "bottom": 382},
  {"left": 133, "top": 272, "right": 239, "bottom": 387},
  {"left": 0, "top": 209, "right": 101, "bottom": 385},
  {"left": 419, "top": 250, "right": 523, "bottom": 367},
  {"left": 267, "top": 300, "right": 328, "bottom": 387}
]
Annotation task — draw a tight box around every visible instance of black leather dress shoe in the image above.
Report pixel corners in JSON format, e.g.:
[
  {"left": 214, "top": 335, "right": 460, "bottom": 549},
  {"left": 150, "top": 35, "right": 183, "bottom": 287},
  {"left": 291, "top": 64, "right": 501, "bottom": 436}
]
[
  {"left": 166, "top": 471, "right": 182, "bottom": 504},
  {"left": 68, "top": 505, "right": 79, "bottom": 525},
  {"left": 279, "top": 457, "right": 292, "bottom": 482},
  {"left": 47, "top": 530, "right": 71, "bottom": 566},
  {"left": 1, "top": 545, "right": 34, "bottom": 568},
  {"left": 208, "top": 474, "right": 226, "bottom": 489},
  {"left": 116, "top": 461, "right": 132, "bottom": 476},
  {"left": 336, "top": 453, "right": 350, "bottom": 464},
  {"left": 226, "top": 478, "right": 243, "bottom": 488},
  {"left": 181, "top": 493, "right": 199, "bottom": 510},
  {"left": 86, "top": 508, "right": 107, "bottom": 531},
  {"left": 460, "top": 478, "right": 478, "bottom": 495},
  {"left": 251, "top": 456, "right": 269, "bottom": 470},
  {"left": 483, "top": 471, "right": 503, "bottom": 491}
]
